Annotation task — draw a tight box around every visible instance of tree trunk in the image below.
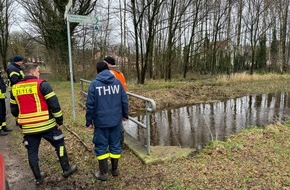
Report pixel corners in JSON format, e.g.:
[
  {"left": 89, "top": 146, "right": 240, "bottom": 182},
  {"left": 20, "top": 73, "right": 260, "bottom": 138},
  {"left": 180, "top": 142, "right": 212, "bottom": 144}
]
[
  {"left": 130, "top": 0, "right": 141, "bottom": 83},
  {"left": 0, "top": 0, "right": 12, "bottom": 71}
]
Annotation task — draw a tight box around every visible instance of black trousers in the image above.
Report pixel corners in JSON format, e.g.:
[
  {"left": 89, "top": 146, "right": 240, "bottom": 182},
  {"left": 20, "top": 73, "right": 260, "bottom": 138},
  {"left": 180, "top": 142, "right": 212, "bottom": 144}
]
[
  {"left": 0, "top": 99, "right": 6, "bottom": 127},
  {"left": 23, "top": 127, "right": 65, "bottom": 166}
]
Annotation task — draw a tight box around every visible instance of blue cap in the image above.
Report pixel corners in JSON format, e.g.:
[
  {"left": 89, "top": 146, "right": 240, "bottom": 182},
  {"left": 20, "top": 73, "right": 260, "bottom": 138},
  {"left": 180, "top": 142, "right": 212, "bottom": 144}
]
[{"left": 12, "top": 55, "right": 24, "bottom": 62}]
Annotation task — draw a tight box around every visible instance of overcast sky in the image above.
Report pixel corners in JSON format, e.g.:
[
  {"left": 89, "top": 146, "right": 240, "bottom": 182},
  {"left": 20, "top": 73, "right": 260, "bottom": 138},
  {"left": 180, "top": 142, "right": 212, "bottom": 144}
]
[{"left": 10, "top": 2, "right": 27, "bottom": 32}]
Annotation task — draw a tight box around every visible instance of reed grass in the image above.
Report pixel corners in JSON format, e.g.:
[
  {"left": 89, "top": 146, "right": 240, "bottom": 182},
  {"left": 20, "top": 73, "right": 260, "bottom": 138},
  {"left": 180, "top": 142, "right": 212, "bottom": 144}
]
[{"left": 217, "top": 73, "right": 290, "bottom": 83}]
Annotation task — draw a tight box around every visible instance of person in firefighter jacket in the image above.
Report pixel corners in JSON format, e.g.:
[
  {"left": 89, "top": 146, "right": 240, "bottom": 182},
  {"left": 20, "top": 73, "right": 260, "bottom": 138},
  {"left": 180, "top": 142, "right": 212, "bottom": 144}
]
[
  {"left": 0, "top": 71, "right": 9, "bottom": 136},
  {"left": 86, "top": 61, "right": 128, "bottom": 181},
  {"left": 7, "top": 55, "right": 25, "bottom": 128},
  {"left": 6, "top": 55, "right": 25, "bottom": 88},
  {"left": 10, "top": 63, "right": 77, "bottom": 186}
]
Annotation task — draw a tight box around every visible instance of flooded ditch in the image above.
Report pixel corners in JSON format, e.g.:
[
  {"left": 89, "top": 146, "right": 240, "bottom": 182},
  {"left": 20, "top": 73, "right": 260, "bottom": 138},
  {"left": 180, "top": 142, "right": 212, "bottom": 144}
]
[{"left": 124, "top": 92, "right": 290, "bottom": 150}]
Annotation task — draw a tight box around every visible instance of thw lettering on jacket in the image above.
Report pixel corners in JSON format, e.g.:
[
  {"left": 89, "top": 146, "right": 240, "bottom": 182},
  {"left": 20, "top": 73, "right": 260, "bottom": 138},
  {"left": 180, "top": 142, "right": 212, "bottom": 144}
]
[{"left": 95, "top": 85, "right": 120, "bottom": 95}]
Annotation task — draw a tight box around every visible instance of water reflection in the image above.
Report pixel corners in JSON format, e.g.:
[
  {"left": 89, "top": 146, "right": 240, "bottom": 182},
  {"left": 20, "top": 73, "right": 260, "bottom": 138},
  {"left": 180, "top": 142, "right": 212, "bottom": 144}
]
[{"left": 124, "top": 92, "right": 290, "bottom": 149}]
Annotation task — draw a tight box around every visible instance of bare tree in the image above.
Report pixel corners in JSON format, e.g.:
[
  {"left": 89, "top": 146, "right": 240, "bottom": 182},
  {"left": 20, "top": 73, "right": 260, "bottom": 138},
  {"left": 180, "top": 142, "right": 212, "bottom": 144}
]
[
  {"left": 18, "top": 0, "right": 96, "bottom": 80},
  {"left": 0, "top": 0, "right": 13, "bottom": 71},
  {"left": 118, "top": 0, "right": 127, "bottom": 70},
  {"left": 226, "top": 0, "right": 233, "bottom": 73},
  {"left": 164, "top": 0, "right": 191, "bottom": 81},
  {"left": 233, "top": 0, "right": 244, "bottom": 72},
  {"left": 142, "top": 0, "right": 165, "bottom": 83},
  {"left": 129, "top": 0, "right": 165, "bottom": 84},
  {"left": 268, "top": 1, "right": 279, "bottom": 71},
  {"left": 182, "top": 0, "right": 203, "bottom": 78},
  {"left": 243, "top": 0, "right": 272, "bottom": 74},
  {"left": 209, "top": 0, "right": 229, "bottom": 74},
  {"left": 278, "top": 0, "right": 290, "bottom": 72}
]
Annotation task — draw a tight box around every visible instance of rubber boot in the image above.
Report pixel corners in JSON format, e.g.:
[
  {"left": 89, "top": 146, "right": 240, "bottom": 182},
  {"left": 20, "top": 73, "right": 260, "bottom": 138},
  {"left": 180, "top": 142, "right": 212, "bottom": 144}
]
[
  {"left": 0, "top": 129, "right": 8, "bottom": 136},
  {"left": 29, "top": 162, "right": 46, "bottom": 186},
  {"left": 59, "top": 153, "right": 77, "bottom": 178},
  {"left": 93, "top": 159, "right": 108, "bottom": 181},
  {"left": 111, "top": 158, "right": 119, "bottom": 176},
  {"left": 36, "top": 172, "right": 46, "bottom": 186}
]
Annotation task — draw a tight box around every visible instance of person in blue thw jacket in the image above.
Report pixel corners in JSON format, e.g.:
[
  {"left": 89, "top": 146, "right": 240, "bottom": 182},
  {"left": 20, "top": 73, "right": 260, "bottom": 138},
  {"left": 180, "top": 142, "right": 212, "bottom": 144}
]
[{"left": 86, "top": 61, "right": 128, "bottom": 181}]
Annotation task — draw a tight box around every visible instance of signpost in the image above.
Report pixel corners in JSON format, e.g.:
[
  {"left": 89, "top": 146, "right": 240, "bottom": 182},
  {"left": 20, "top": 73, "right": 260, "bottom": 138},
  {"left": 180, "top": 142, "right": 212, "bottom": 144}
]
[
  {"left": 65, "top": 1, "right": 98, "bottom": 123},
  {"left": 67, "top": 14, "right": 98, "bottom": 24}
]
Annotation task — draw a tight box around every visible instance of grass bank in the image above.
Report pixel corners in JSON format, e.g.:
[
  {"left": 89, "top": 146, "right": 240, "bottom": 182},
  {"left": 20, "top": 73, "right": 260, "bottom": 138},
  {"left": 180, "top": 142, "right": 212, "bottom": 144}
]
[{"left": 126, "top": 73, "right": 290, "bottom": 113}]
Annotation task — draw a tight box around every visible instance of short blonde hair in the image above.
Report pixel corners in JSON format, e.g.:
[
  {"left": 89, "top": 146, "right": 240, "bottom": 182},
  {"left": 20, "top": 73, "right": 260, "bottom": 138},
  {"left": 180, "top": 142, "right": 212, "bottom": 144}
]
[{"left": 22, "top": 62, "right": 39, "bottom": 75}]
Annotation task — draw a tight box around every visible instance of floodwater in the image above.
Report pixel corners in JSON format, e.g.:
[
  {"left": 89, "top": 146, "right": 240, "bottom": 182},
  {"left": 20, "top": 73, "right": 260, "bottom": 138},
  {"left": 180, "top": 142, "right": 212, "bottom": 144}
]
[{"left": 124, "top": 92, "right": 290, "bottom": 150}]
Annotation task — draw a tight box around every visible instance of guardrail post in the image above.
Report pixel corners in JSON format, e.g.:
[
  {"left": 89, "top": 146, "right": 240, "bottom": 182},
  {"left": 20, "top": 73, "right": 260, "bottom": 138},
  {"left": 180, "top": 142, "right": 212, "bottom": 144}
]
[{"left": 146, "top": 101, "right": 151, "bottom": 155}]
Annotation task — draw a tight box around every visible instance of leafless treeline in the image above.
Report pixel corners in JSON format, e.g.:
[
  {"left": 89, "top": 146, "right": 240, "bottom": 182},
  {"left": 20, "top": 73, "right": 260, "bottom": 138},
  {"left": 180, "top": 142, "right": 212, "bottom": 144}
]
[
  {"left": 2, "top": 0, "right": 290, "bottom": 83},
  {"left": 79, "top": 0, "right": 290, "bottom": 83}
]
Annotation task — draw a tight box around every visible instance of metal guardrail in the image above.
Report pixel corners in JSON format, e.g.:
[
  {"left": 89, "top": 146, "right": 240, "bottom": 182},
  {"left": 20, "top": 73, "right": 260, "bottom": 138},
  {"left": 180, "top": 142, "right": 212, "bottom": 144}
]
[{"left": 80, "top": 79, "right": 156, "bottom": 155}]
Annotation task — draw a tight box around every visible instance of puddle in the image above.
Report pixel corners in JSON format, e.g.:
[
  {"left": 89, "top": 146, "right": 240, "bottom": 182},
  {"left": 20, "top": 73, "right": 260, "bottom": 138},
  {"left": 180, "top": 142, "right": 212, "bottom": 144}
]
[{"left": 125, "top": 92, "right": 290, "bottom": 150}]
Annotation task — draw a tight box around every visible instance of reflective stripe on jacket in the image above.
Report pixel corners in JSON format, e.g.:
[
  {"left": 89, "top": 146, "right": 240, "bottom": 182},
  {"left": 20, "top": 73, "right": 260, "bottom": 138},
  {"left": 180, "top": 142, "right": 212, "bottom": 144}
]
[
  {"left": 12, "top": 78, "right": 56, "bottom": 134},
  {"left": 6, "top": 62, "right": 25, "bottom": 89},
  {"left": 0, "top": 90, "right": 6, "bottom": 99},
  {"left": 0, "top": 76, "right": 6, "bottom": 99}
]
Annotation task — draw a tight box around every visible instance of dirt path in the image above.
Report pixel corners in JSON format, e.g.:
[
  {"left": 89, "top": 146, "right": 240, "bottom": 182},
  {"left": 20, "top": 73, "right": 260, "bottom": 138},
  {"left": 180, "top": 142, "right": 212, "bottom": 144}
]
[
  {"left": 0, "top": 125, "right": 36, "bottom": 190},
  {"left": 0, "top": 96, "right": 36, "bottom": 190}
]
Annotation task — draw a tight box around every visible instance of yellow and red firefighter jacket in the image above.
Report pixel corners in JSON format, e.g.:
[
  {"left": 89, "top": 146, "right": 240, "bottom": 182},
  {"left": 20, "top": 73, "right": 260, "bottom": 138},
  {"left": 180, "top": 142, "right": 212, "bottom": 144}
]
[{"left": 10, "top": 76, "right": 63, "bottom": 134}]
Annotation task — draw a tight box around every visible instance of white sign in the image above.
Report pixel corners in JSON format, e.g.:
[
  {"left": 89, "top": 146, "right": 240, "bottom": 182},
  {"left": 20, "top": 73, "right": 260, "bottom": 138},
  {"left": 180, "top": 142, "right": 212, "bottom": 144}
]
[{"left": 67, "top": 14, "right": 98, "bottom": 24}]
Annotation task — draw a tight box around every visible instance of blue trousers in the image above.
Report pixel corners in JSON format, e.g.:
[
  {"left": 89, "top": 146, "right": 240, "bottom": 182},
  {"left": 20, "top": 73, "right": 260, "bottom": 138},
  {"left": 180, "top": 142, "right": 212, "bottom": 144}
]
[{"left": 93, "top": 125, "right": 122, "bottom": 160}]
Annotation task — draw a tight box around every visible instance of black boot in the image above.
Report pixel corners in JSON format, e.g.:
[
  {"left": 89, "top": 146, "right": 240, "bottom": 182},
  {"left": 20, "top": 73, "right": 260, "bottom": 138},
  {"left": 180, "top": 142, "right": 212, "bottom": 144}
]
[
  {"left": 111, "top": 158, "right": 119, "bottom": 176},
  {"left": 59, "top": 153, "right": 77, "bottom": 178},
  {"left": 2, "top": 126, "right": 12, "bottom": 132},
  {"left": 36, "top": 172, "right": 46, "bottom": 186},
  {"left": 93, "top": 159, "right": 108, "bottom": 181},
  {"left": 0, "top": 129, "right": 8, "bottom": 136},
  {"left": 29, "top": 162, "right": 46, "bottom": 186}
]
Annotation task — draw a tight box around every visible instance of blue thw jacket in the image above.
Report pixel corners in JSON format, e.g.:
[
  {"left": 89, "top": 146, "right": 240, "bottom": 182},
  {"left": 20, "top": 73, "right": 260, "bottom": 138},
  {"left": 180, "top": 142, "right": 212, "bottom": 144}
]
[{"left": 86, "top": 69, "right": 128, "bottom": 128}]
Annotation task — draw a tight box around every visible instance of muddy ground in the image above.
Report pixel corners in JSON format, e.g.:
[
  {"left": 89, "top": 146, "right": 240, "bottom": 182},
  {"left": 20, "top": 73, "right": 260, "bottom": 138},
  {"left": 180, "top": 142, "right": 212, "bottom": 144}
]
[{"left": 0, "top": 129, "right": 36, "bottom": 190}]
